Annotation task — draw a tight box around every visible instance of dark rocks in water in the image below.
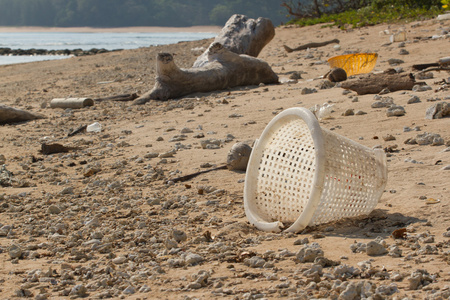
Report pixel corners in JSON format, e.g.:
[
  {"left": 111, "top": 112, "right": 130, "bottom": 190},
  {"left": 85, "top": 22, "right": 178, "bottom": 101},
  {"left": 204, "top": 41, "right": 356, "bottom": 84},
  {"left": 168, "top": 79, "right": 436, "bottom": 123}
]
[{"left": 0, "top": 47, "right": 121, "bottom": 57}]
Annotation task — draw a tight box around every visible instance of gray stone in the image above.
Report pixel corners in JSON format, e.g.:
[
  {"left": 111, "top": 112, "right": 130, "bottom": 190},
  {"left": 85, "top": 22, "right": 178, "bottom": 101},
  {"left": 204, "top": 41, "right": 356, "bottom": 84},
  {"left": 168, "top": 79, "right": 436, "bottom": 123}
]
[
  {"left": 172, "top": 229, "right": 187, "bottom": 242},
  {"left": 47, "top": 205, "right": 61, "bottom": 215},
  {"left": 201, "top": 139, "right": 221, "bottom": 149},
  {"left": 412, "top": 84, "right": 432, "bottom": 92},
  {"left": 407, "top": 95, "right": 421, "bottom": 104},
  {"left": 59, "top": 187, "right": 74, "bottom": 195},
  {"left": 245, "top": 256, "right": 266, "bottom": 268},
  {"left": 296, "top": 243, "right": 324, "bottom": 263},
  {"left": 226, "top": 142, "right": 252, "bottom": 171},
  {"left": 408, "top": 272, "right": 422, "bottom": 290},
  {"left": 388, "top": 58, "right": 404, "bottom": 65},
  {"left": 366, "top": 240, "right": 388, "bottom": 256},
  {"left": 8, "top": 244, "right": 22, "bottom": 259},
  {"left": 123, "top": 285, "right": 136, "bottom": 295},
  {"left": 70, "top": 284, "right": 88, "bottom": 297},
  {"left": 425, "top": 102, "right": 449, "bottom": 119},
  {"left": 184, "top": 252, "right": 203, "bottom": 265},
  {"left": 415, "top": 132, "right": 444, "bottom": 146},
  {"left": 386, "top": 105, "right": 405, "bottom": 117},
  {"left": 301, "top": 87, "right": 317, "bottom": 95},
  {"left": 112, "top": 256, "right": 127, "bottom": 265},
  {"left": 342, "top": 109, "right": 354, "bottom": 116}
]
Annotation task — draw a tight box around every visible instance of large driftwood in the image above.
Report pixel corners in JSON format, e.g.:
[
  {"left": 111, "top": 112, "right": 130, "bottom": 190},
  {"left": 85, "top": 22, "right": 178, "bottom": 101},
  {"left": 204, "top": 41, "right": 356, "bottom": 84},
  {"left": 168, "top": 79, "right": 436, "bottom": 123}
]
[
  {"left": 0, "top": 105, "right": 45, "bottom": 124},
  {"left": 283, "top": 39, "right": 340, "bottom": 53},
  {"left": 133, "top": 42, "right": 279, "bottom": 104},
  {"left": 194, "top": 14, "right": 275, "bottom": 68},
  {"left": 135, "top": 14, "right": 277, "bottom": 104},
  {"left": 340, "top": 73, "right": 417, "bottom": 95}
]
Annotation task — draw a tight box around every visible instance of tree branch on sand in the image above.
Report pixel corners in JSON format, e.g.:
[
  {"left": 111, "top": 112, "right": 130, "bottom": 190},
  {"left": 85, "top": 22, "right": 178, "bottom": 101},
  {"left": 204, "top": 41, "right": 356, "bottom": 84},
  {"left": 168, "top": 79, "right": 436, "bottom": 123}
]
[{"left": 283, "top": 39, "right": 340, "bottom": 53}]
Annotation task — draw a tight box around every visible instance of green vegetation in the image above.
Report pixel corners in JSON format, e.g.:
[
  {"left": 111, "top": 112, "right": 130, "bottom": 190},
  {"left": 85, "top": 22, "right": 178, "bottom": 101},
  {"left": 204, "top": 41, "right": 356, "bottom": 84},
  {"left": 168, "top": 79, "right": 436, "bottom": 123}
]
[
  {"left": 0, "top": 0, "right": 287, "bottom": 27},
  {"left": 1, "top": 0, "right": 447, "bottom": 29},
  {"left": 284, "top": 0, "right": 445, "bottom": 29}
]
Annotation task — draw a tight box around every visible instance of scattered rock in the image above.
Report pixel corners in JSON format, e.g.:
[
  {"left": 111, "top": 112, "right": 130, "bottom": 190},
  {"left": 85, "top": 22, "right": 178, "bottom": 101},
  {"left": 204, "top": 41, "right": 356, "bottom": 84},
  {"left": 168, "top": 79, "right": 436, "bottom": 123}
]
[
  {"left": 407, "top": 95, "right": 421, "bottom": 104},
  {"left": 244, "top": 256, "right": 266, "bottom": 268},
  {"left": 342, "top": 108, "right": 354, "bottom": 116},
  {"left": 47, "top": 205, "right": 61, "bottom": 215},
  {"left": 8, "top": 244, "right": 23, "bottom": 259},
  {"left": 412, "top": 84, "right": 432, "bottom": 92},
  {"left": 201, "top": 139, "right": 221, "bottom": 149},
  {"left": 425, "top": 102, "right": 449, "bottom": 119},
  {"left": 69, "top": 284, "right": 88, "bottom": 297},
  {"left": 226, "top": 142, "right": 252, "bottom": 171},
  {"left": 386, "top": 105, "right": 406, "bottom": 117},
  {"left": 383, "top": 134, "right": 396, "bottom": 141},
  {"left": 326, "top": 67, "right": 347, "bottom": 82},
  {"left": 366, "top": 239, "right": 388, "bottom": 256},
  {"left": 296, "top": 243, "right": 324, "bottom": 263},
  {"left": 301, "top": 87, "right": 317, "bottom": 95}
]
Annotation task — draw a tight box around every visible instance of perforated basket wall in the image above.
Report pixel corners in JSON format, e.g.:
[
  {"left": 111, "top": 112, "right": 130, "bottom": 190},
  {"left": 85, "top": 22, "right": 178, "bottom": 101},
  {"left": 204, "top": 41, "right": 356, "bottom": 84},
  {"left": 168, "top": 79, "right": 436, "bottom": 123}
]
[
  {"left": 244, "top": 108, "right": 387, "bottom": 233},
  {"left": 328, "top": 53, "right": 378, "bottom": 76}
]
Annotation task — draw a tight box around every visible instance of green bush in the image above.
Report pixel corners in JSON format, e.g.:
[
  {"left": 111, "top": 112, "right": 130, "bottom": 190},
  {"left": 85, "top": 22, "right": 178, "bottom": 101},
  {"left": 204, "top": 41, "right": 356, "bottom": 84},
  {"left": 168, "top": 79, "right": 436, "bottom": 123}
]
[{"left": 286, "top": 0, "right": 444, "bottom": 29}]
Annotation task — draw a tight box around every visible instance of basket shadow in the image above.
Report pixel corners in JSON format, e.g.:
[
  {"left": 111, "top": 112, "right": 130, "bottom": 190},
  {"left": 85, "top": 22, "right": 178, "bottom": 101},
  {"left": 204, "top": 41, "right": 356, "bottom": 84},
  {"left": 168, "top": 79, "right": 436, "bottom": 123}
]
[{"left": 301, "top": 209, "right": 427, "bottom": 239}]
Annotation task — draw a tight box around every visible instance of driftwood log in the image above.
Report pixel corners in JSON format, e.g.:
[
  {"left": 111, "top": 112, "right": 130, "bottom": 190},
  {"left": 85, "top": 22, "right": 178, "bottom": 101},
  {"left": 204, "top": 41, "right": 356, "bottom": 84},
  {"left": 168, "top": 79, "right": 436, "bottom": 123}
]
[
  {"left": 133, "top": 42, "right": 279, "bottom": 104},
  {"left": 134, "top": 14, "right": 277, "bottom": 104},
  {"left": 0, "top": 105, "right": 45, "bottom": 124},
  {"left": 340, "top": 73, "right": 417, "bottom": 95},
  {"left": 194, "top": 14, "right": 275, "bottom": 68},
  {"left": 283, "top": 39, "right": 340, "bottom": 53}
]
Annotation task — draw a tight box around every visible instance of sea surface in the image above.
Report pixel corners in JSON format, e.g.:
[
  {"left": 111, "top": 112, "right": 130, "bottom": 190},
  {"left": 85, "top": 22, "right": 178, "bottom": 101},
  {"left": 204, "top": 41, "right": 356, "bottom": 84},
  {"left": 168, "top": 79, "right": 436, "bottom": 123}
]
[{"left": 0, "top": 31, "right": 217, "bottom": 66}]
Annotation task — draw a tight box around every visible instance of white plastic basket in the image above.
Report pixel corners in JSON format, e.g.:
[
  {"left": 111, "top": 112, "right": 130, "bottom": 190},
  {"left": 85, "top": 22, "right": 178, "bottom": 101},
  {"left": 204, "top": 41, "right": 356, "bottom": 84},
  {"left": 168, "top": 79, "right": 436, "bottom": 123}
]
[{"left": 244, "top": 107, "right": 387, "bottom": 233}]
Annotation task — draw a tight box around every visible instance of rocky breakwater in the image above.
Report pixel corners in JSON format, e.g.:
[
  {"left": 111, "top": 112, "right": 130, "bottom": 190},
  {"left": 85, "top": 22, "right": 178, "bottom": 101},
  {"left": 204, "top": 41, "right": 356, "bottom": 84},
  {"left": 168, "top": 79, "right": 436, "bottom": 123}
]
[{"left": 0, "top": 47, "right": 119, "bottom": 57}]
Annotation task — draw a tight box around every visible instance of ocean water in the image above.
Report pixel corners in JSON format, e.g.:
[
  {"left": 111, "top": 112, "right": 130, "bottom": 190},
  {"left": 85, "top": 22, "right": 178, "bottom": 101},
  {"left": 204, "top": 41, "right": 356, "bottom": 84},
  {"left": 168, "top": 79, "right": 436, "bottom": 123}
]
[{"left": 0, "top": 31, "right": 217, "bottom": 66}]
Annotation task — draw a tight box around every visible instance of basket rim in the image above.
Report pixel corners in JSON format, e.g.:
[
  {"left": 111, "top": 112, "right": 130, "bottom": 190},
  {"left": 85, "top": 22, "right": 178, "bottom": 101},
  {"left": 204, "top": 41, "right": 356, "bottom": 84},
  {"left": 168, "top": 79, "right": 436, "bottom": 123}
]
[
  {"left": 244, "top": 107, "right": 326, "bottom": 232},
  {"left": 327, "top": 52, "right": 378, "bottom": 63}
]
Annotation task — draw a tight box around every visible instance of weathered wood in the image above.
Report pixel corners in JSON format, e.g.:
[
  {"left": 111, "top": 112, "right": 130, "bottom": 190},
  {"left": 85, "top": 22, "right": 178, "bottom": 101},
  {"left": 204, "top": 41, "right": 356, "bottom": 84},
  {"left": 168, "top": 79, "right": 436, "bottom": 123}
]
[
  {"left": 94, "top": 93, "right": 138, "bottom": 102},
  {"left": 41, "top": 143, "right": 80, "bottom": 155},
  {"left": 68, "top": 124, "right": 87, "bottom": 137},
  {"left": 50, "top": 98, "right": 94, "bottom": 109},
  {"left": 283, "top": 39, "right": 340, "bottom": 53},
  {"left": 168, "top": 165, "right": 228, "bottom": 184},
  {"left": 133, "top": 42, "right": 279, "bottom": 104},
  {"left": 194, "top": 14, "right": 275, "bottom": 68},
  {"left": 340, "top": 73, "right": 417, "bottom": 95},
  {"left": 412, "top": 63, "right": 439, "bottom": 71},
  {"left": 0, "top": 105, "right": 45, "bottom": 124}
]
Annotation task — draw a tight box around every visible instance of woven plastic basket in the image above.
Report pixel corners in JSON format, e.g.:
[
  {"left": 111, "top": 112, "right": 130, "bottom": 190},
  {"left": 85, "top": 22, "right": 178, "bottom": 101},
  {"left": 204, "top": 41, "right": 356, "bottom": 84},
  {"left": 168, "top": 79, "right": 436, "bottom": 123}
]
[
  {"left": 328, "top": 53, "right": 378, "bottom": 76},
  {"left": 244, "top": 108, "right": 387, "bottom": 232}
]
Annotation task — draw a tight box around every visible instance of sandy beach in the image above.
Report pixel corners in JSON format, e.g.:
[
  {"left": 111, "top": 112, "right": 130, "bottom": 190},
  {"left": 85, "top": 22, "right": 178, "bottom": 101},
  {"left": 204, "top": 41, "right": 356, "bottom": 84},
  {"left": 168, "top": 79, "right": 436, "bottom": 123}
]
[{"left": 0, "top": 18, "right": 449, "bottom": 299}]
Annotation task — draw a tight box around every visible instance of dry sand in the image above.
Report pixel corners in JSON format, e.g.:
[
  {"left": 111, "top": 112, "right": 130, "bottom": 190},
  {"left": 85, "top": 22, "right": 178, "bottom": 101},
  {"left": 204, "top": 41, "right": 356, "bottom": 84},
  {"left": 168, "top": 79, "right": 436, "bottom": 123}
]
[{"left": 0, "top": 19, "right": 449, "bottom": 299}]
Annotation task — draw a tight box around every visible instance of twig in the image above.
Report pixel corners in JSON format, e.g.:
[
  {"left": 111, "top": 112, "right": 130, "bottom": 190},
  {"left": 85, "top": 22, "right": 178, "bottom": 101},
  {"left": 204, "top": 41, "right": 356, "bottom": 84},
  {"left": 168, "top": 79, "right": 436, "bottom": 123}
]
[
  {"left": 68, "top": 124, "right": 87, "bottom": 137},
  {"left": 412, "top": 63, "right": 439, "bottom": 71},
  {"left": 283, "top": 39, "right": 340, "bottom": 53},
  {"left": 418, "top": 66, "right": 450, "bottom": 74},
  {"left": 94, "top": 93, "right": 138, "bottom": 102},
  {"left": 168, "top": 165, "right": 228, "bottom": 183}
]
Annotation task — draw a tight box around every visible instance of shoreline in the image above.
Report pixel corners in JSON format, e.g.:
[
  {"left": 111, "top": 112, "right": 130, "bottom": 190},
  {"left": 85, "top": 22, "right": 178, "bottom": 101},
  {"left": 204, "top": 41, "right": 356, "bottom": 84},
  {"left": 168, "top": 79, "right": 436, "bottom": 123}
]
[{"left": 0, "top": 25, "right": 222, "bottom": 33}]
